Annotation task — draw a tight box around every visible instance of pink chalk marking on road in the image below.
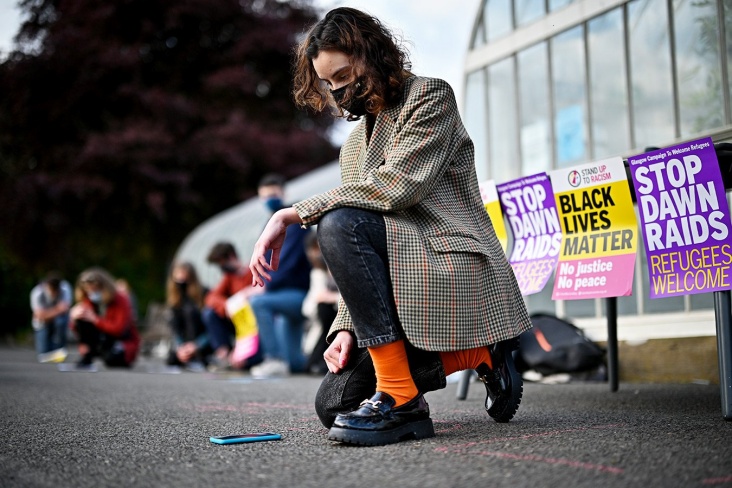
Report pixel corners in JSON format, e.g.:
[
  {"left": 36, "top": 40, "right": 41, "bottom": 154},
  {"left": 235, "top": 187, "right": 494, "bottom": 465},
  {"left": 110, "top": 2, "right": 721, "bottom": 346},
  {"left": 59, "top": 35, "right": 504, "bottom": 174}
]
[
  {"left": 284, "top": 427, "right": 326, "bottom": 433},
  {"left": 239, "top": 402, "right": 310, "bottom": 409},
  {"left": 477, "top": 451, "right": 624, "bottom": 475},
  {"left": 433, "top": 422, "right": 465, "bottom": 435},
  {"left": 433, "top": 424, "right": 627, "bottom": 475},
  {"left": 195, "top": 401, "right": 310, "bottom": 413},
  {"left": 196, "top": 404, "right": 239, "bottom": 412},
  {"left": 433, "top": 423, "right": 625, "bottom": 453},
  {"left": 702, "top": 475, "right": 732, "bottom": 485}
]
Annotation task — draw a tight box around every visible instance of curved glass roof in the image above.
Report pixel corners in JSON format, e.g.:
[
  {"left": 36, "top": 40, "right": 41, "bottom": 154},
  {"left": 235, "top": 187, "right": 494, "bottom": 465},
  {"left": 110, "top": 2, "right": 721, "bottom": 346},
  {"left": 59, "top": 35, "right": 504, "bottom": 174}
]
[{"left": 174, "top": 160, "right": 340, "bottom": 288}]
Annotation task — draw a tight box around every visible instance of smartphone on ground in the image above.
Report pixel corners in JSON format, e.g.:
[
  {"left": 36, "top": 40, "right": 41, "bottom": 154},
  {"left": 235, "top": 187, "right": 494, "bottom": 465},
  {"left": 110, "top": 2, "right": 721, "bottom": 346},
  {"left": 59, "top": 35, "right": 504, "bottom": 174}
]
[{"left": 209, "top": 433, "right": 282, "bottom": 444}]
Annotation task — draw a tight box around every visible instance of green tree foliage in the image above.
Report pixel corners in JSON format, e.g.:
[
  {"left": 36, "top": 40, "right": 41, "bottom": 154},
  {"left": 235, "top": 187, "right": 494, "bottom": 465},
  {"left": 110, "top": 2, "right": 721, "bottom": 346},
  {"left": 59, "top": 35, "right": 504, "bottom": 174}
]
[{"left": 0, "top": 0, "right": 338, "bottom": 335}]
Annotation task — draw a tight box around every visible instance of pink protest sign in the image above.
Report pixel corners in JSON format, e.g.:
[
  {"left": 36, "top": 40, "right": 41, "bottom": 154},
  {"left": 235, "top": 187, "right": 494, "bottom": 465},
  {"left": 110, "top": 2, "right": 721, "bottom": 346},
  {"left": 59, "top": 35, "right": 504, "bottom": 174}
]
[
  {"left": 550, "top": 157, "right": 638, "bottom": 300},
  {"left": 497, "top": 173, "right": 562, "bottom": 295},
  {"left": 629, "top": 137, "right": 732, "bottom": 298}
]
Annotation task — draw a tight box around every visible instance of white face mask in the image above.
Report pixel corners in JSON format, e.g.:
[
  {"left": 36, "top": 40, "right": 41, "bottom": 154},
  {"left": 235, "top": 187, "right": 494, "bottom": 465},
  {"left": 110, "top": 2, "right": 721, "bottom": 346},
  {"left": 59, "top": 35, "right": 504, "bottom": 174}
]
[{"left": 88, "top": 291, "right": 102, "bottom": 303}]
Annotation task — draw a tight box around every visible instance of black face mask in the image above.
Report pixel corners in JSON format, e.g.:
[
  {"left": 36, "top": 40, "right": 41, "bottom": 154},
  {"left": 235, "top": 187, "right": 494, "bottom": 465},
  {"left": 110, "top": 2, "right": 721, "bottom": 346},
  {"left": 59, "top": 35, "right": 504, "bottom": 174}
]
[
  {"left": 220, "top": 263, "right": 239, "bottom": 274},
  {"left": 175, "top": 281, "right": 188, "bottom": 295},
  {"left": 331, "top": 80, "right": 367, "bottom": 117}
]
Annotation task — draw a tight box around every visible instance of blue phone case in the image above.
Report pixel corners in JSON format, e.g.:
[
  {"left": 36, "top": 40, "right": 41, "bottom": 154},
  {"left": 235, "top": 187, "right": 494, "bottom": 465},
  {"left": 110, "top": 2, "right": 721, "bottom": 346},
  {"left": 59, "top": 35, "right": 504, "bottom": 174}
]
[{"left": 209, "top": 433, "right": 282, "bottom": 445}]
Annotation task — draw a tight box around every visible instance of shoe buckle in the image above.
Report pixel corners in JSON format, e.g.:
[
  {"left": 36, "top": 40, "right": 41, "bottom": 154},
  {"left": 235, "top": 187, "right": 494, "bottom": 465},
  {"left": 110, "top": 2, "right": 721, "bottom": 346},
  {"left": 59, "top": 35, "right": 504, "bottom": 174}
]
[
  {"left": 478, "top": 369, "right": 500, "bottom": 385},
  {"left": 359, "top": 399, "right": 383, "bottom": 410}
]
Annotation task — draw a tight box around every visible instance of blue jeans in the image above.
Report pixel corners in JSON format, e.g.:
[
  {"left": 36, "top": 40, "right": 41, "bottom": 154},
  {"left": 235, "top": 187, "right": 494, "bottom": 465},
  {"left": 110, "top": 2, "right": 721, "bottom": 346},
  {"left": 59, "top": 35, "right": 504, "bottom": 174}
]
[
  {"left": 313, "top": 208, "right": 445, "bottom": 427},
  {"left": 201, "top": 307, "right": 234, "bottom": 351},
  {"left": 34, "top": 314, "right": 68, "bottom": 356},
  {"left": 201, "top": 307, "right": 264, "bottom": 367},
  {"left": 249, "top": 289, "right": 307, "bottom": 373}
]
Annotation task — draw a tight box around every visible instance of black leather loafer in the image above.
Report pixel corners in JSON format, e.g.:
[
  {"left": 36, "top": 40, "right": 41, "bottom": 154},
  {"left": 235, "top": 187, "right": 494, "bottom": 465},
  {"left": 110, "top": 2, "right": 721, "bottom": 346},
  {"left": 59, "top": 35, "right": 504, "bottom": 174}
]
[
  {"left": 327, "top": 391, "right": 435, "bottom": 446},
  {"left": 476, "top": 337, "right": 522, "bottom": 422}
]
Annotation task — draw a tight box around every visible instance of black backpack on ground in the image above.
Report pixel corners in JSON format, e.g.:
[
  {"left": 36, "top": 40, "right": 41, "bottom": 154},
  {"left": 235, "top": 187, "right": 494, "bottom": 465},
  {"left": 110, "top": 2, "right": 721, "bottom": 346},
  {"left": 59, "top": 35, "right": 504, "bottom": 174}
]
[{"left": 515, "top": 312, "right": 606, "bottom": 377}]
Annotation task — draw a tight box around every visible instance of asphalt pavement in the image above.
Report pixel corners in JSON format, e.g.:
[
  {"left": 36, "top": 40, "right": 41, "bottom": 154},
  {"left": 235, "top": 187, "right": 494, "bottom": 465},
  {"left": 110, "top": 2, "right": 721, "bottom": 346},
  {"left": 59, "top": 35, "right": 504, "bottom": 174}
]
[{"left": 1, "top": 346, "right": 730, "bottom": 488}]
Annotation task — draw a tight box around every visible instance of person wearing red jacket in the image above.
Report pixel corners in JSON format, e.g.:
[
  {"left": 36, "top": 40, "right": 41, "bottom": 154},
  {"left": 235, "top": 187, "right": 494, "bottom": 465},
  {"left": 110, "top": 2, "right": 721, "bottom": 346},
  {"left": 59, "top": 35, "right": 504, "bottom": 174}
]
[
  {"left": 70, "top": 267, "right": 140, "bottom": 369},
  {"left": 202, "top": 242, "right": 262, "bottom": 370}
]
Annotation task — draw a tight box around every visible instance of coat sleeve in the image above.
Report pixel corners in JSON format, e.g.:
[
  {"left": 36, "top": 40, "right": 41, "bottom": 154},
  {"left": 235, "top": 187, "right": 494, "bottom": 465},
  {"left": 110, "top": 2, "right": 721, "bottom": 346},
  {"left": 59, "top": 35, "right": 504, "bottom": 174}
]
[
  {"left": 30, "top": 285, "right": 43, "bottom": 312},
  {"left": 60, "top": 281, "right": 73, "bottom": 306},
  {"left": 96, "top": 293, "right": 133, "bottom": 336},
  {"left": 204, "top": 275, "right": 231, "bottom": 317},
  {"left": 293, "top": 78, "right": 461, "bottom": 226}
]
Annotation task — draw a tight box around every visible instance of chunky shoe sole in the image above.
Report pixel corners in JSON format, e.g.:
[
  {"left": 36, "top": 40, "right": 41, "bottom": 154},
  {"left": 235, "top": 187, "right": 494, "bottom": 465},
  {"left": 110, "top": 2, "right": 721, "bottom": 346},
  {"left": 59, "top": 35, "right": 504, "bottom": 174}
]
[
  {"left": 476, "top": 337, "right": 523, "bottom": 423},
  {"left": 327, "top": 418, "right": 435, "bottom": 446}
]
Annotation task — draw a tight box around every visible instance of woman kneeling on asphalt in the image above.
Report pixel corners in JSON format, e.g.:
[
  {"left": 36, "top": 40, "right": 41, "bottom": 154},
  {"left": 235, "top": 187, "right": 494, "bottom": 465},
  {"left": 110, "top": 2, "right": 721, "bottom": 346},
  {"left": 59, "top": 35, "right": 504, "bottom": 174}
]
[
  {"left": 70, "top": 267, "right": 140, "bottom": 369},
  {"left": 249, "top": 7, "right": 532, "bottom": 446}
]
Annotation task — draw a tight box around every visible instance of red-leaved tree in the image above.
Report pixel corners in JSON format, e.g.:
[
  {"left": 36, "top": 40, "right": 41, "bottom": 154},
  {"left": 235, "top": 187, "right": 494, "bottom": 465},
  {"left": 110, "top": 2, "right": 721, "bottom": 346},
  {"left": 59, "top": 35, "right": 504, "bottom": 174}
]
[{"left": 0, "top": 0, "right": 338, "bottom": 332}]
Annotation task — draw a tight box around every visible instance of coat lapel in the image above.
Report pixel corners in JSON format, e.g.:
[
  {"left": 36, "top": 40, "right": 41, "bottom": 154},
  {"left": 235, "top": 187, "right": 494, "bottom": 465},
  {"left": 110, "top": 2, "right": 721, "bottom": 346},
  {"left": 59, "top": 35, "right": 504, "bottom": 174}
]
[
  {"left": 359, "top": 114, "right": 394, "bottom": 179},
  {"left": 358, "top": 77, "right": 414, "bottom": 180}
]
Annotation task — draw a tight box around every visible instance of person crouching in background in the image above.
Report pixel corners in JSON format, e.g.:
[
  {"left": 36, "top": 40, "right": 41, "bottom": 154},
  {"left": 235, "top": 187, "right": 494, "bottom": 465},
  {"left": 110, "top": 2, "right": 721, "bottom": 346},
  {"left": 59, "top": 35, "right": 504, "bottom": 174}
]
[
  {"left": 30, "top": 271, "right": 72, "bottom": 363},
  {"left": 70, "top": 267, "right": 140, "bottom": 369},
  {"left": 165, "top": 261, "right": 211, "bottom": 371}
]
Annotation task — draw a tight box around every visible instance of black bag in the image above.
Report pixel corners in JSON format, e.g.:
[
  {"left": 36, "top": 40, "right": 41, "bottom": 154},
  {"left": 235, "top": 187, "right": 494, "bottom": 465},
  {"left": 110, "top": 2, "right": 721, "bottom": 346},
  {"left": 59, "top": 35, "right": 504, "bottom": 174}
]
[{"left": 515, "top": 313, "right": 606, "bottom": 376}]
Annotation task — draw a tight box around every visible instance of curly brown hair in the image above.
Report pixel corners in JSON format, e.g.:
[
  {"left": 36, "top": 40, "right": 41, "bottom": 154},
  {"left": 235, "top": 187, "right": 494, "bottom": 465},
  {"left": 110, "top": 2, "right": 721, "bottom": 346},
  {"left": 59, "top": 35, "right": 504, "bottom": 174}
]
[
  {"left": 75, "top": 267, "right": 118, "bottom": 304},
  {"left": 292, "top": 7, "right": 412, "bottom": 121},
  {"left": 166, "top": 261, "right": 205, "bottom": 308}
]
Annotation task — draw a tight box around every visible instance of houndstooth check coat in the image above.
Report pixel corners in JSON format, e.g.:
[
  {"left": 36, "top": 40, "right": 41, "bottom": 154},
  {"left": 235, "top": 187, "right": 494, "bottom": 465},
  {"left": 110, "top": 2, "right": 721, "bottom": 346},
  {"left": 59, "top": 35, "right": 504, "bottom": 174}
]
[{"left": 293, "top": 76, "right": 532, "bottom": 351}]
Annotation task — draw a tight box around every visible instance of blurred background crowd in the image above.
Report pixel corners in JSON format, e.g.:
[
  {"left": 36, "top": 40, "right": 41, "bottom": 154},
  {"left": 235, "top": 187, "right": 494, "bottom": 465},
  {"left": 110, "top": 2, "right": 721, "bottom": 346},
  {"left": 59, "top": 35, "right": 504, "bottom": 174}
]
[
  {"left": 28, "top": 172, "right": 340, "bottom": 377},
  {"left": 0, "top": 0, "right": 344, "bottom": 355},
  {"left": 0, "top": 0, "right": 475, "bottom": 368}
]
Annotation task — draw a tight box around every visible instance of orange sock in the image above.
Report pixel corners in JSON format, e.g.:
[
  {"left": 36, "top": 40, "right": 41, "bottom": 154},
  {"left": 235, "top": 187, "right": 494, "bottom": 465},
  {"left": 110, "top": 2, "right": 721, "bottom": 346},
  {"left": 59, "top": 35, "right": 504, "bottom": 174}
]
[
  {"left": 439, "top": 347, "right": 493, "bottom": 376},
  {"left": 368, "top": 340, "right": 419, "bottom": 407}
]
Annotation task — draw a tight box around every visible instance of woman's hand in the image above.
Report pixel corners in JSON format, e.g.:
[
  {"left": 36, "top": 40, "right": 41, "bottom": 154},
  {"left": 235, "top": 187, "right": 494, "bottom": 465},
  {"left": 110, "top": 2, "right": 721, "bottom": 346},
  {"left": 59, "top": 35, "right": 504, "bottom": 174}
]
[
  {"left": 177, "top": 342, "right": 197, "bottom": 362},
  {"left": 70, "top": 304, "right": 97, "bottom": 323},
  {"left": 249, "top": 207, "right": 303, "bottom": 287},
  {"left": 69, "top": 304, "right": 85, "bottom": 320},
  {"left": 323, "top": 330, "right": 354, "bottom": 374}
]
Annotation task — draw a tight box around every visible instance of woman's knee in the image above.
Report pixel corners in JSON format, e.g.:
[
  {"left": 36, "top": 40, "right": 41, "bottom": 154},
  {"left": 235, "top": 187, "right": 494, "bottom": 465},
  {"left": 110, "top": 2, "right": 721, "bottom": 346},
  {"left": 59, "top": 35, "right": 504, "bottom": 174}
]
[
  {"left": 317, "top": 208, "right": 384, "bottom": 259},
  {"left": 313, "top": 347, "right": 377, "bottom": 428},
  {"left": 314, "top": 376, "right": 341, "bottom": 428},
  {"left": 317, "top": 208, "right": 353, "bottom": 244},
  {"left": 314, "top": 372, "right": 370, "bottom": 428}
]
